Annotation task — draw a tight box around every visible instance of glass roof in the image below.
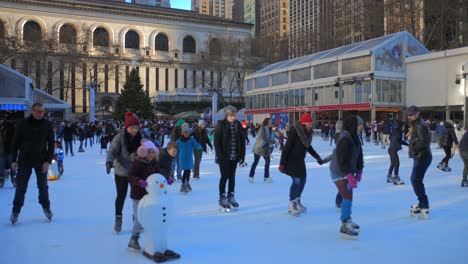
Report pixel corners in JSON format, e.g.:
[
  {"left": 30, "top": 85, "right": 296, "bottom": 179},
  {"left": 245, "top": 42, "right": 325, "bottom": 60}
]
[{"left": 251, "top": 31, "right": 429, "bottom": 76}]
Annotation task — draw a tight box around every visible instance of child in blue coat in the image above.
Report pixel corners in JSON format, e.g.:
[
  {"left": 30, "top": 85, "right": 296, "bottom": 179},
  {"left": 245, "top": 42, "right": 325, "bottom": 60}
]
[{"left": 176, "top": 126, "right": 202, "bottom": 193}]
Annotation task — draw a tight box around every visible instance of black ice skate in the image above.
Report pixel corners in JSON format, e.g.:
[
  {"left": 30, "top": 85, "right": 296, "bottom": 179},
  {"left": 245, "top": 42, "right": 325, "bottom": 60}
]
[
  {"left": 437, "top": 162, "right": 444, "bottom": 170},
  {"left": 410, "top": 205, "right": 429, "bottom": 220},
  {"left": 461, "top": 179, "right": 468, "bottom": 187},
  {"left": 393, "top": 176, "right": 404, "bottom": 185},
  {"left": 43, "top": 207, "right": 53, "bottom": 221},
  {"left": 340, "top": 222, "right": 359, "bottom": 240},
  {"left": 228, "top": 193, "right": 239, "bottom": 208},
  {"left": 186, "top": 182, "right": 192, "bottom": 192},
  {"left": 10, "top": 211, "right": 19, "bottom": 224},
  {"left": 128, "top": 235, "right": 141, "bottom": 251},
  {"left": 163, "top": 249, "right": 181, "bottom": 261},
  {"left": 114, "top": 215, "right": 122, "bottom": 233},
  {"left": 441, "top": 164, "right": 451, "bottom": 172},
  {"left": 143, "top": 251, "right": 168, "bottom": 263},
  {"left": 219, "top": 194, "right": 231, "bottom": 212},
  {"left": 386, "top": 174, "right": 394, "bottom": 183}
]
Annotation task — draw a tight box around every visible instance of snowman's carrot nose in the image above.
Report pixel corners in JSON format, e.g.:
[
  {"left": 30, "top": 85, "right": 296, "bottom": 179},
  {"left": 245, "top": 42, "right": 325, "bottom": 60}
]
[{"left": 160, "top": 183, "right": 164, "bottom": 189}]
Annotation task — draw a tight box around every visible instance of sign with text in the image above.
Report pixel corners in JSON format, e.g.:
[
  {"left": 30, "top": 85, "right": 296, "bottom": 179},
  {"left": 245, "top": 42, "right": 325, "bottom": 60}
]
[{"left": 0, "top": 104, "right": 28, "bottom": 111}]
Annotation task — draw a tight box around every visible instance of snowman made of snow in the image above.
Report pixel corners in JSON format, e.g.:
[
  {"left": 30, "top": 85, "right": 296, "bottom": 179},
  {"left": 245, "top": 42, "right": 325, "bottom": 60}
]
[{"left": 138, "top": 174, "right": 180, "bottom": 262}]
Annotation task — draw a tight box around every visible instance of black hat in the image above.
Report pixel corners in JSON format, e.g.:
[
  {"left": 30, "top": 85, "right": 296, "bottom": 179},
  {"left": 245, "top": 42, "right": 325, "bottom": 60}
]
[{"left": 407, "top": 105, "right": 420, "bottom": 116}]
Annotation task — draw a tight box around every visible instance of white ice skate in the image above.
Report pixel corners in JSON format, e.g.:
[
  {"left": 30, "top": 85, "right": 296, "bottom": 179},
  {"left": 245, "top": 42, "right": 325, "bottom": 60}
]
[{"left": 410, "top": 205, "right": 429, "bottom": 220}]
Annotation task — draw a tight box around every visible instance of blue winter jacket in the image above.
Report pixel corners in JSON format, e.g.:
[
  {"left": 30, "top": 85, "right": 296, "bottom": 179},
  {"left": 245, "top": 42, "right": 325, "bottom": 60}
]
[{"left": 176, "top": 136, "right": 202, "bottom": 170}]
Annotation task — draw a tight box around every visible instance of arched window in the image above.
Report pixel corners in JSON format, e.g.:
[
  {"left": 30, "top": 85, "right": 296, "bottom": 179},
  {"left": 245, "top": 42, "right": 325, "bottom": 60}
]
[
  {"left": 125, "top": 30, "right": 140, "bottom": 49},
  {"left": 0, "top": 21, "right": 5, "bottom": 39},
  {"left": 155, "top": 33, "right": 168, "bottom": 51},
  {"left": 93, "top": 27, "right": 109, "bottom": 47},
  {"left": 183, "top": 36, "right": 196, "bottom": 53},
  {"left": 59, "top": 24, "right": 77, "bottom": 44},
  {"left": 23, "top": 21, "right": 42, "bottom": 42},
  {"left": 209, "top": 38, "right": 222, "bottom": 56}
]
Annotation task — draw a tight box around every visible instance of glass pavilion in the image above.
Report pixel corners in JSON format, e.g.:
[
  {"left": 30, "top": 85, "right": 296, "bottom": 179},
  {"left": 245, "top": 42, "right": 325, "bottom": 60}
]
[{"left": 245, "top": 31, "right": 429, "bottom": 125}]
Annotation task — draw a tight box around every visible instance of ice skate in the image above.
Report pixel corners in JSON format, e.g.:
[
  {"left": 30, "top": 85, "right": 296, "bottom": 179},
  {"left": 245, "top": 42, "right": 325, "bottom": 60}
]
[
  {"left": 295, "top": 198, "right": 307, "bottom": 213},
  {"left": 288, "top": 200, "right": 300, "bottom": 216},
  {"left": 219, "top": 194, "right": 231, "bottom": 212},
  {"left": 461, "top": 179, "right": 468, "bottom": 187},
  {"left": 437, "top": 162, "right": 444, "bottom": 170},
  {"left": 180, "top": 183, "right": 189, "bottom": 194},
  {"left": 186, "top": 182, "right": 192, "bottom": 192},
  {"left": 340, "top": 222, "right": 359, "bottom": 240},
  {"left": 228, "top": 193, "right": 239, "bottom": 208},
  {"left": 10, "top": 211, "right": 19, "bottom": 224},
  {"left": 441, "top": 164, "right": 451, "bottom": 172},
  {"left": 386, "top": 174, "right": 394, "bottom": 183},
  {"left": 114, "top": 215, "right": 122, "bottom": 233},
  {"left": 163, "top": 249, "right": 181, "bottom": 260},
  {"left": 393, "top": 176, "right": 404, "bottom": 185},
  {"left": 43, "top": 207, "right": 53, "bottom": 221},
  {"left": 239, "top": 161, "right": 248, "bottom": 167},
  {"left": 410, "top": 205, "right": 429, "bottom": 220},
  {"left": 248, "top": 177, "right": 254, "bottom": 183},
  {"left": 128, "top": 235, "right": 141, "bottom": 251},
  {"left": 264, "top": 177, "right": 272, "bottom": 183},
  {"left": 345, "top": 218, "right": 360, "bottom": 233}
]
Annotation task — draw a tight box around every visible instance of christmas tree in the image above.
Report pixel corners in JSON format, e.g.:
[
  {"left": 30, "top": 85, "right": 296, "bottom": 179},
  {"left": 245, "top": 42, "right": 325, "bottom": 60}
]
[{"left": 114, "top": 68, "right": 153, "bottom": 120}]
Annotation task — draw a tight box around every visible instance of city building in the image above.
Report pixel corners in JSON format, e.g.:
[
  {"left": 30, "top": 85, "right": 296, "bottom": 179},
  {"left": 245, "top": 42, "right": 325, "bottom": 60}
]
[
  {"left": 258, "top": 0, "right": 289, "bottom": 39},
  {"left": 0, "top": 0, "right": 251, "bottom": 117},
  {"left": 245, "top": 31, "right": 428, "bottom": 125},
  {"left": 289, "top": 0, "right": 384, "bottom": 59},
  {"left": 383, "top": 0, "right": 424, "bottom": 42},
  {"left": 243, "top": 0, "right": 258, "bottom": 35},
  {"left": 192, "top": 0, "right": 235, "bottom": 20}
]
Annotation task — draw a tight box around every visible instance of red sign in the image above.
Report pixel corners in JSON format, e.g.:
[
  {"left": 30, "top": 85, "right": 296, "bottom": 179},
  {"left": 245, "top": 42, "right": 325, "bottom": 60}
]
[{"left": 245, "top": 103, "right": 372, "bottom": 115}]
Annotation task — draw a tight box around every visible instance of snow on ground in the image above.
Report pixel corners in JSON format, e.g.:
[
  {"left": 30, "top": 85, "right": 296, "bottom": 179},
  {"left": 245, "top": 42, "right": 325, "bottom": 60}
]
[{"left": 1, "top": 135, "right": 467, "bottom": 264}]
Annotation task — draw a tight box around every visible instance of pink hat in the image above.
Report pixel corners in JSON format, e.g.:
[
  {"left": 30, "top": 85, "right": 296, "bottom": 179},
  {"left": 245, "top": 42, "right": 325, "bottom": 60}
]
[{"left": 136, "top": 139, "right": 158, "bottom": 158}]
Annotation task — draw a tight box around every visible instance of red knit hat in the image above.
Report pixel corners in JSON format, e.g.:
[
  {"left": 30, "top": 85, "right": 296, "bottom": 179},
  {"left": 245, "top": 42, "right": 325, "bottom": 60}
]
[
  {"left": 124, "top": 112, "right": 141, "bottom": 128},
  {"left": 300, "top": 113, "right": 313, "bottom": 124}
]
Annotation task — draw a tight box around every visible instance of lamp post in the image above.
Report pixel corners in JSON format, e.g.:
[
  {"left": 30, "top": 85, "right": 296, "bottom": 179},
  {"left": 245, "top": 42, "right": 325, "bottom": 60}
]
[
  {"left": 83, "top": 81, "right": 98, "bottom": 123},
  {"left": 462, "top": 63, "right": 468, "bottom": 128}
]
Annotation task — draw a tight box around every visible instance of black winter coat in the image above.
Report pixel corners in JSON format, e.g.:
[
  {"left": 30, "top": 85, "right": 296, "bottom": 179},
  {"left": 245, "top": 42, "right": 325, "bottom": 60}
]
[
  {"left": 158, "top": 148, "right": 174, "bottom": 178},
  {"left": 193, "top": 126, "right": 213, "bottom": 152},
  {"left": 59, "top": 126, "right": 78, "bottom": 141},
  {"left": 408, "top": 117, "right": 431, "bottom": 159},
  {"left": 389, "top": 129, "right": 408, "bottom": 151},
  {"left": 279, "top": 124, "right": 321, "bottom": 178},
  {"left": 439, "top": 122, "right": 459, "bottom": 148},
  {"left": 214, "top": 119, "right": 246, "bottom": 163},
  {"left": 11, "top": 115, "right": 55, "bottom": 167}
]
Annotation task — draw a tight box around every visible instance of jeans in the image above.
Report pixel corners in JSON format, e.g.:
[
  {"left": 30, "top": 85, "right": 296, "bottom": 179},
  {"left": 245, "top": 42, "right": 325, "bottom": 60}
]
[
  {"left": 411, "top": 154, "right": 432, "bottom": 209},
  {"left": 64, "top": 140, "right": 74, "bottom": 155},
  {"left": 249, "top": 154, "right": 270, "bottom": 179},
  {"left": 131, "top": 199, "right": 143, "bottom": 236},
  {"left": 289, "top": 176, "right": 306, "bottom": 201},
  {"left": 193, "top": 150, "right": 203, "bottom": 177},
  {"left": 13, "top": 165, "right": 50, "bottom": 213},
  {"left": 388, "top": 148, "right": 400, "bottom": 176},
  {"left": 218, "top": 159, "right": 238, "bottom": 196},
  {"left": 114, "top": 175, "right": 129, "bottom": 216},
  {"left": 461, "top": 151, "right": 468, "bottom": 180}
]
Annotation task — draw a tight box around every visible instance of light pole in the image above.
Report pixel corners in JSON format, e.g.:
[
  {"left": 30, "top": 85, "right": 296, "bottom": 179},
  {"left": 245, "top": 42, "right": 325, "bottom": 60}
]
[{"left": 83, "top": 81, "right": 99, "bottom": 123}]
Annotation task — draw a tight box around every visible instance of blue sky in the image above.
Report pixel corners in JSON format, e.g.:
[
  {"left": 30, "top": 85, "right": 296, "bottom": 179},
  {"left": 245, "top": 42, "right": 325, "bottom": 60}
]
[{"left": 171, "top": 0, "right": 191, "bottom": 10}]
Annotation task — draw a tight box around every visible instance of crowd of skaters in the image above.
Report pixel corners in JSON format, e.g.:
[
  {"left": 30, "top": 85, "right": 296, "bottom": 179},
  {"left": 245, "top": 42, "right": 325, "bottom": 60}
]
[{"left": 1, "top": 103, "right": 468, "bottom": 244}]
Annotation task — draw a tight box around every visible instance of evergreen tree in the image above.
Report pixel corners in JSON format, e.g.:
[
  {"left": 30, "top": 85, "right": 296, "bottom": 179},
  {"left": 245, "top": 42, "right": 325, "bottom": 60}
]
[{"left": 114, "top": 69, "right": 153, "bottom": 120}]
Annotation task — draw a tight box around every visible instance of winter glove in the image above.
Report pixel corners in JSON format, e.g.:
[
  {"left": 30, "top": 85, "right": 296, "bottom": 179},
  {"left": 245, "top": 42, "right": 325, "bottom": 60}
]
[
  {"left": 279, "top": 164, "right": 284, "bottom": 173},
  {"left": 345, "top": 173, "right": 357, "bottom": 189},
  {"left": 322, "top": 155, "right": 332, "bottom": 164},
  {"left": 105, "top": 162, "right": 113, "bottom": 174},
  {"left": 167, "top": 177, "right": 174, "bottom": 185},
  {"left": 355, "top": 171, "right": 362, "bottom": 182},
  {"left": 138, "top": 179, "right": 148, "bottom": 188},
  {"left": 317, "top": 158, "right": 324, "bottom": 165},
  {"left": 238, "top": 159, "right": 244, "bottom": 165}
]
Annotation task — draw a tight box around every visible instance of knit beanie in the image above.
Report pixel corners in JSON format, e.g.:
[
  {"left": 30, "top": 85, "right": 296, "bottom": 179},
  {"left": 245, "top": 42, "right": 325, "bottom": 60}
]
[
  {"left": 300, "top": 113, "right": 313, "bottom": 124},
  {"left": 136, "top": 139, "right": 158, "bottom": 158},
  {"left": 198, "top": 120, "right": 206, "bottom": 126},
  {"left": 176, "top": 119, "right": 184, "bottom": 127},
  {"left": 225, "top": 105, "right": 237, "bottom": 116},
  {"left": 124, "top": 112, "right": 141, "bottom": 128},
  {"left": 182, "top": 126, "right": 191, "bottom": 134}
]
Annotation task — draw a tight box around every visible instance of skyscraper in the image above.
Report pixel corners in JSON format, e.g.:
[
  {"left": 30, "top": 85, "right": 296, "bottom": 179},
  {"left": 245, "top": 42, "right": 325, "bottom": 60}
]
[
  {"left": 192, "top": 0, "right": 235, "bottom": 20},
  {"left": 258, "top": 0, "right": 289, "bottom": 39},
  {"left": 244, "top": 0, "right": 258, "bottom": 35}
]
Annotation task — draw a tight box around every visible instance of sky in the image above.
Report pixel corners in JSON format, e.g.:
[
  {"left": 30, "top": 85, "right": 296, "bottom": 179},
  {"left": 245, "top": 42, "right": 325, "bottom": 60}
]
[{"left": 171, "top": 0, "right": 191, "bottom": 10}]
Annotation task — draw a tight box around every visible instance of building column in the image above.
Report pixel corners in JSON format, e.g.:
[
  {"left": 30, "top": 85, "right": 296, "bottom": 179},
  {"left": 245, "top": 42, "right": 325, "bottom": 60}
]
[{"left": 445, "top": 105, "right": 450, "bottom": 121}]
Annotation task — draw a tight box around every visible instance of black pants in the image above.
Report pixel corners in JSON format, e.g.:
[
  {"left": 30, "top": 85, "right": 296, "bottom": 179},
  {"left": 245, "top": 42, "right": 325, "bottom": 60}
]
[
  {"left": 182, "top": 170, "right": 191, "bottom": 183},
  {"left": 411, "top": 155, "right": 432, "bottom": 209},
  {"left": 114, "top": 175, "right": 129, "bottom": 216},
  {"left": 193, "top": 150, "right": 203, "bottom": 177},
  {"left": 441, "top": 146, "right": 452, "bottom": 164},
  {"left": 388, "top": 148, "right": 400, "bottom": 176},
  {"left": 219, "top": 160, "right": 238, "bottom": 196},
  {"left": 13, "top": 165, "right": 50, "bottom": 213},
  {"left": 249, "top": 154, "right": 270, "bottom": 179},
  {"left": 64, "top": 140, "right": 74, "bottom": 155}
]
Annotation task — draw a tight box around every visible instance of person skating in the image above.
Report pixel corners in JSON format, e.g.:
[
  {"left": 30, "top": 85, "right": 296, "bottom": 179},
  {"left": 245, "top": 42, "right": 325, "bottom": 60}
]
[
  {"left": 158, "top": 142, "right": 178, "bottom": 181},
  {"left": 176, "top": 126, "right": 202, "bottom": 193},
  {"left": 192, "top": 120, "right": 213, "bottom": 179},
  {"left": 279, "top": 113, "right": 324, "bottom": 216},
  {"left": 10, "top": 103, "right": 55, "bottom": 224},
  {"left": 406, "top": 105, "right": 432, "bottom": 219},
  {"left": 106, "top": 112, "right": 142, "bottom": 233},
  {"left": 128, "top": 139, "right": 161, "bottom": 250},
  {"left": 249, "top": 118, "right": 274, "bottom": 183},
  {"left": 329, "top": 115, "right": 364, "bottom": 239},
  {"left": 458, "top": 130, "right": 468, "bottom": 187},
  {"left": 387, "top": 120, "right": 408, "bottom": 185},
  {"left": 437, "top": 120, "right": 458, "bottom": 172},
  {"left": 214, "top": 106, "right": 246, "bottom": 211}
]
